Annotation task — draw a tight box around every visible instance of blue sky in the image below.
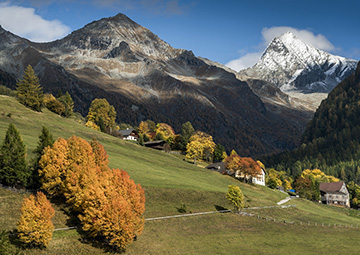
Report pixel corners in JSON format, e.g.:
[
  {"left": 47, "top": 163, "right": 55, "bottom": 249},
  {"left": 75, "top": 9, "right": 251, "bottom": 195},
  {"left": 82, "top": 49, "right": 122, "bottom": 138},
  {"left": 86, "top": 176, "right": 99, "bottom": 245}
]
[{"left": 0, "top": 0, "right": 359, "bottom": 71}]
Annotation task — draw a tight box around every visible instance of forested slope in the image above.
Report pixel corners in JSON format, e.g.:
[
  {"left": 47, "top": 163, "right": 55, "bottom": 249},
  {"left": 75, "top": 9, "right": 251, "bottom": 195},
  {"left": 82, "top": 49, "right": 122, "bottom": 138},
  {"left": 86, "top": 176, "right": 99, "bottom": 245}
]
[{"left": 264, "top": 62, "right": 360, "bottom": 182}]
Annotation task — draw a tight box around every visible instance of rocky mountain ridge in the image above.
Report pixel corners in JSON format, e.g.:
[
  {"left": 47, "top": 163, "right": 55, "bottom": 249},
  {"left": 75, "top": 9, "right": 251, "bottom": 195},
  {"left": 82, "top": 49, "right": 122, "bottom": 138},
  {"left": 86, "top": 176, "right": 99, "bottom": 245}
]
[
  {"left": 0, "top": 14, "right": 348, "bottom": 156},
  {"left": 240, "top": 32, "right": 357, "bottom": 94}
]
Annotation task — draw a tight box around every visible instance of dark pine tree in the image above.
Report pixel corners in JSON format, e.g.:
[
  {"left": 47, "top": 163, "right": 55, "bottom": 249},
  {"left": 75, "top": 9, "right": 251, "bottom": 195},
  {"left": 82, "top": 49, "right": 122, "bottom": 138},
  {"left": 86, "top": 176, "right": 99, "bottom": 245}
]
[
  {"left": 29, "top": 126, "right": 55, "bottom": 189},
  {"left": 58, "top": 91, "right": 74, "bottom": 117},
  {"left": 213, "top": 144, "right": 225, "bottom": 163},
  {"left": 0, "top": 123, "right": 28, "bottom": 187},
  {"left": 16, "top": 65, "right": 44, "bottom": 112}
]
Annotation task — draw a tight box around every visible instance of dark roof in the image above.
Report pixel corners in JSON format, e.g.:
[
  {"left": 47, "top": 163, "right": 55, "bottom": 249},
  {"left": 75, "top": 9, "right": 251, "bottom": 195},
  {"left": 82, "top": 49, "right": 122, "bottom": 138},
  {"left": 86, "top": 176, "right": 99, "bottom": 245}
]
[
  {"left": 118, "top": 129, "right": 136, "bottom": 136},
  {"left": 206, "top": 162, "right": 226, "bottom": 173},
  {"left": 206, "top": 162, "right": 225, "bottom": 169},
  {"left": 320, "top": 182, "right": 344, "bottom": 193},
  {"left": 144, "top": 140, "right": 166, "bottom": 146}
]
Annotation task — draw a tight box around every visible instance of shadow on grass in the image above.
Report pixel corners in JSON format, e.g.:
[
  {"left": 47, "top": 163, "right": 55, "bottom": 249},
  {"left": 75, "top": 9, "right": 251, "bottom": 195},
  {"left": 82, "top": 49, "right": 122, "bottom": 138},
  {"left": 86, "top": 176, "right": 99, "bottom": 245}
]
[
  {"left": 49, "top": 196, "right": 80, "bottom": 227},
  {"left": 77, "top": 228, "right": 131, "bottom": 254},
  {"left": 214, "top": 205, "right": 229, "bottom": 212}
]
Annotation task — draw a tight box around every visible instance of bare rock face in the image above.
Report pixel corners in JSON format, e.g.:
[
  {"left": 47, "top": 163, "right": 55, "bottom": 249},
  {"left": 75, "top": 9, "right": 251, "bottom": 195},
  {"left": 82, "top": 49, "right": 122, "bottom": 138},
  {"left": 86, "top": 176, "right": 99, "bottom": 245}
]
[
  {"left": 104, "top": 41, "right": 138, "bottom": 62},
  {"left": 0, "top": 15, "right": 312, "bottom": 156}
]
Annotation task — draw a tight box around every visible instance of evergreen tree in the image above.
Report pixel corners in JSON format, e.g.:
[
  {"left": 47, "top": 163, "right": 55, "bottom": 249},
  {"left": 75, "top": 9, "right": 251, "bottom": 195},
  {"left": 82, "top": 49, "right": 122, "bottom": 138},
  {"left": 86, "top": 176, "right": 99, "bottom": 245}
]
[
  {"left": 213, "top": 144, "right": 225, "bottom": 163},
  {"left": 16, "top": 65, "right": 44, "bottom": 112},
  {"left": 58, "top": 92, "right": 74, "bottom": 117},
  {"left": 0, "top": 123, "right": 28, "bottom": 187},
  {"left": 181, "top": 121, "right": 195, "bottom": 143},
  {"left": 176, "top": 122, "right": 195, "bottom": 151},
  {"left": 29, "top": 127, "right": 55, "bottom": 188}
]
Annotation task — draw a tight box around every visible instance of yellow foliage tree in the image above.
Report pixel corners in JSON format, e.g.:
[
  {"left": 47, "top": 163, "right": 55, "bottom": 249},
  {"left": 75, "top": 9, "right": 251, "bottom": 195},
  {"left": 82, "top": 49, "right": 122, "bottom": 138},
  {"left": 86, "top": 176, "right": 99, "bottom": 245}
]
[
  {"left": 85, "top": 120, "right": 100, "bottom": 131},
  {"left": 17, "top": 191, "right": 55, "bottom": 247},
  {"left": 79, "top": 169, "right": 145, "bottom": 252},
  {"left": 44, "top": 93, "right": 65, "bottom": 115},
  {"left": 225, "top": 185, "right": 244, "bottom": 212},
  {"left": 301, "top": 169, "right": 339, "bottom": 183},
  {"left": 138, "top": 121, "right": 150, "bottom": 135},
  {"left": 86, "top": 98, "right": 116, "bottom": 132},
  {"left": 185, "top": 131, "right": 216, "bottom": 164},
  {"left": 155, "top": 123, "right": 175, "bottom": 140}
]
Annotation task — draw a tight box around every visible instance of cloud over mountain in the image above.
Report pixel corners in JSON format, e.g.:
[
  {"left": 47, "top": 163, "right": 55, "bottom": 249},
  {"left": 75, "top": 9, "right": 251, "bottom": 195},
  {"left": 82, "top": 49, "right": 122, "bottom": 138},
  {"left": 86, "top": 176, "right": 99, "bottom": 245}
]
[{"left": 0, "top": 3, "right": 71, "bottom": 42}]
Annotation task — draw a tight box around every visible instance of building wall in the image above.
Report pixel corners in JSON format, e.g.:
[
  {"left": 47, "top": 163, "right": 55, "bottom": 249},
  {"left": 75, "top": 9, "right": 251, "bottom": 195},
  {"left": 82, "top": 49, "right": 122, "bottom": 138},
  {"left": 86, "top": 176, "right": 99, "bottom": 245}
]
[
  {"left": 252, "top": 169, "right": 266, "bottom": 186},
  {"left": 123, "top": 135, "right": 137, "bottom": 141},
  {"left": 235, "top": 169, "right": 266, "bottom": 186},
  {"left": 322, "top": 193, "right": 350, "bottom": 207}
]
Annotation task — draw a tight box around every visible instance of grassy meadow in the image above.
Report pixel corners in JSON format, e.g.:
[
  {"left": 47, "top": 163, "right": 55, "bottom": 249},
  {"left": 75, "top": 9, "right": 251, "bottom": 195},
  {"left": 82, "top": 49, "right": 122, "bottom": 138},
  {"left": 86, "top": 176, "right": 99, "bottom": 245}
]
[{"left": 1, "top": 95, "right": 360, "bottom": 254}]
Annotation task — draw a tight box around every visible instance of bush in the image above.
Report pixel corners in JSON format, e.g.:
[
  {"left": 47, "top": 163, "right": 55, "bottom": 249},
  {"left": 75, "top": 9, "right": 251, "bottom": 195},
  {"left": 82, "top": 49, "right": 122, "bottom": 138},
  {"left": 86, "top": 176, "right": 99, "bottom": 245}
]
[{"left": 0, "top": 85, "right": 16, "bottom": 97}]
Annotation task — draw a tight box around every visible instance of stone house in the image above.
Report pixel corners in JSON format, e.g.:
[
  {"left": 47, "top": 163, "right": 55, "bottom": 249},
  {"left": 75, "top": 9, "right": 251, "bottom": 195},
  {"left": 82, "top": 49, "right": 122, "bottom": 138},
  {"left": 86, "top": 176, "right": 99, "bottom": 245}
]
[{"left": 319, "top": 181, "right": 350, "bottom": 207}]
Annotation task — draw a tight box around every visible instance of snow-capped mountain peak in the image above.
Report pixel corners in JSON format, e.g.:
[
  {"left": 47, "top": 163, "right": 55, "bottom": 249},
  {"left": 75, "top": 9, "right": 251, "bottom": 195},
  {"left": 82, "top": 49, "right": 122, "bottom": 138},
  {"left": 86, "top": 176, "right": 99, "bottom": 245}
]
[{"left": 241, "top": 32, "right": 357, "bottom": 93}]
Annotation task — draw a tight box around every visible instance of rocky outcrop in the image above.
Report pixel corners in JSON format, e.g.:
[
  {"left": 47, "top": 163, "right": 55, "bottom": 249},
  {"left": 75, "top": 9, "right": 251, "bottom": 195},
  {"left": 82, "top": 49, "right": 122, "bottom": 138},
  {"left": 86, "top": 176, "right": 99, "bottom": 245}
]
[{"left": 104, "top": 41, "right": 138, "bottom": 62}]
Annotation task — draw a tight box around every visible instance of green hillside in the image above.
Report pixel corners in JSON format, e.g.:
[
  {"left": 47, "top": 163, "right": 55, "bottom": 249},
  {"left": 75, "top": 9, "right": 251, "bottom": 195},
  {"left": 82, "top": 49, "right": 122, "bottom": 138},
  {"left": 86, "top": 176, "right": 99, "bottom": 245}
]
[{"left": 2, "top": 95, "right": 360, "bottom": 254}]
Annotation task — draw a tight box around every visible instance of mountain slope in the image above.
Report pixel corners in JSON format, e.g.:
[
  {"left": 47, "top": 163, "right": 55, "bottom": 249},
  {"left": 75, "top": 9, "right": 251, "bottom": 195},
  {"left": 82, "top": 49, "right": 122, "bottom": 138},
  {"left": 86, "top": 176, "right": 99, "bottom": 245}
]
[
  {"left": 264, "top": 62, "right": 360, "bottom": 181},
  {"left": 0, "top": 14, "right": 307, "bottom": 156},
  {"left": 240, "top": 32, "right": 357, "bottom": 93}
]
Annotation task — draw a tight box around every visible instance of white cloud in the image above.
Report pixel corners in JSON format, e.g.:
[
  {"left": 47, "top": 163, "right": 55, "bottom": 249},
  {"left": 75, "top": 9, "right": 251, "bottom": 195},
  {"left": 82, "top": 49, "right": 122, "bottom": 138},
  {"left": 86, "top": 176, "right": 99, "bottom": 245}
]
[
  {"left": 262, "top": 26, "right": 335, "bottom": 51},
  {"left": 0, "top": 3, "right": 71, "bottom": 42},
  {"left": 225, "top": 26, "right": 336, "bottom": 72},
  {"left": 226, "top": 52, "right": 262, "bottom": 72}
]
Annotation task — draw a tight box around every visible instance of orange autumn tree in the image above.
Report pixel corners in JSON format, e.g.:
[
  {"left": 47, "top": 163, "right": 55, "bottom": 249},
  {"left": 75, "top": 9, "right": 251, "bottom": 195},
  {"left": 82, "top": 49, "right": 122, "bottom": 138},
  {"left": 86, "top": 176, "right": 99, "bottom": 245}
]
[
  {"left": 39, "top": 135, "right": 145, "bottom": 251},
  {"left": 79, "top": 169, "right": 145, "bottom": 252},
  {"left": 17, "top": 191, "right": 55, "bottom": 247},
  {"left": 38, "top": 137, "right": 69, "bottom": 197},
  {"left": 224, "top": 151, "right": 241, "bottom": 174},
  {"left": 225, "top": 154, "right": 262, "bottom": 182},
  {"left": 90, "top": 138, "right": 109, "bottom": 172},
  {"left": 39, "top": 136, "right": 100, "bottom": 210},
  {"left": 240, "top": 157, "right": 262, "bottom": 180},
  {"left": 185, "top": 131, "right": 216, "bottom": 164}
]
